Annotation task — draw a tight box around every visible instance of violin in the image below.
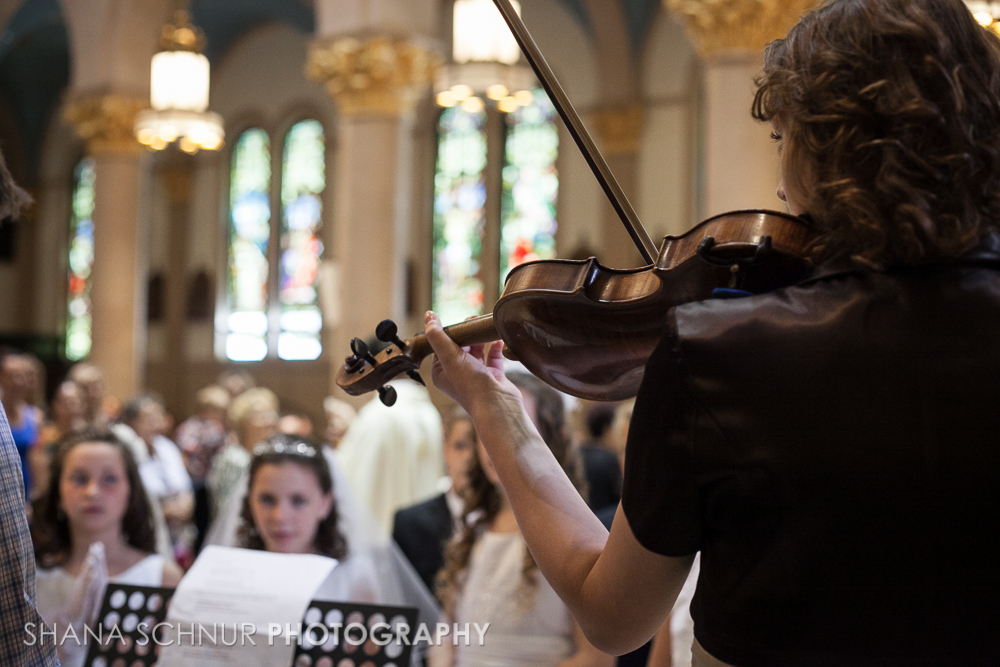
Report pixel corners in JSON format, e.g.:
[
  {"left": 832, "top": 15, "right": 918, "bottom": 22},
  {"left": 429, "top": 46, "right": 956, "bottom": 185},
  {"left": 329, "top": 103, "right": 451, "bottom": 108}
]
[{"left": 336, "top": 0, "right": 815, "bottom": 406}]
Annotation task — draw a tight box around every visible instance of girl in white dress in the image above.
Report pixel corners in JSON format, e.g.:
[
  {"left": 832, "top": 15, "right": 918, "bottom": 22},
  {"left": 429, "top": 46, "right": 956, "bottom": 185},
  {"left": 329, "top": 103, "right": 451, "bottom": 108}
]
[
  {"left": 236, "top": 433, "right": 380, "bottom": 602},
  {"left": 433, "top": 373, "right": 613, "bottom": 667},
  {"left": 30, "top": 429, "right": 183, "bottom": 667}
]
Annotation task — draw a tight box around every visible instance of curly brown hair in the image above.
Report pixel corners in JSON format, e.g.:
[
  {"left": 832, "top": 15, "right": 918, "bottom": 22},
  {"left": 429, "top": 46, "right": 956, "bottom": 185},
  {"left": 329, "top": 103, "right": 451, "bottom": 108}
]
[
  {"left": 31, "top": 429, "right": 157, "bottom": 568},
  {"left": 753, "top": 0, "right": 1000, "bottom": 267},
  {"left": 238, "top": 434, "right": 348, "bottom": 560},
  {"left": 436, "top": 372, "right": 587, "bottom": 614}
]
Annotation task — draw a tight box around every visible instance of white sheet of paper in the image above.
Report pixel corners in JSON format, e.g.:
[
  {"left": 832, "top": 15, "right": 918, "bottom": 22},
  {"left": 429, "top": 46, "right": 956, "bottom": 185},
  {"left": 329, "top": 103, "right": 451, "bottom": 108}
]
[{"left": 157, "top": 545, "right": 337, "bottom": 667}]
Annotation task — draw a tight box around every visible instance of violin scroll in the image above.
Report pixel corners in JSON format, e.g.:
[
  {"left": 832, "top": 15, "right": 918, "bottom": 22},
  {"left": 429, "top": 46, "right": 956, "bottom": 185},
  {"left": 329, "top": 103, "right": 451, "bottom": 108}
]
[{"left": 336, "top": 315, "right": 499, "bottom": 403}]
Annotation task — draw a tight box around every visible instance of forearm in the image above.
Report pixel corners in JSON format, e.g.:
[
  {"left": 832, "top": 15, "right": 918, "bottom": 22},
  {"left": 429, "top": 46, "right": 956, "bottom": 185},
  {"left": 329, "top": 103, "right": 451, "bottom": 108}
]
[{"left": 424, "top": 312, "right": 691, "bottom": 654}]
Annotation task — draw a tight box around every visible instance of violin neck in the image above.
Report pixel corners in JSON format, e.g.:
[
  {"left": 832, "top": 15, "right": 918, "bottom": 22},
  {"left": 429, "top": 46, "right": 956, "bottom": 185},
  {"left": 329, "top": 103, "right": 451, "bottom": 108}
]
[{"left": 406, "top": 314, "right": 500, "bottom": 362}]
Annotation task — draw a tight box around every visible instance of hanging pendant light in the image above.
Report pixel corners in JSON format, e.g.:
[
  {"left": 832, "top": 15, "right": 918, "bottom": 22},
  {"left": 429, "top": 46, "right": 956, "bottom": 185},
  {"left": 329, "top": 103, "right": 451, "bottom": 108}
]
[
  {"left": 435, "top": 0, "right": 537, "bottom": 113},
  {"left": 134, "top": 8, "right": 224, "bottom": 153}
]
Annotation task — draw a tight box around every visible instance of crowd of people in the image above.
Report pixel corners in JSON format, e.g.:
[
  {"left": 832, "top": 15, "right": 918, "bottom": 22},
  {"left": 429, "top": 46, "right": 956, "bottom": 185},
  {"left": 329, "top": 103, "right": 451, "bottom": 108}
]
[{"left": 0, "top": 345, "right": 695, "bottom": 667}]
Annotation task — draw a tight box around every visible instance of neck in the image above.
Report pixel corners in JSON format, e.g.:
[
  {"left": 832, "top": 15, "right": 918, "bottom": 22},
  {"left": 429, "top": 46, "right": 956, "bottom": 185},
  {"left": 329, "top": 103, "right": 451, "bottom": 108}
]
[{"left": 67, "top": 525, "right": 129, "bottom": 568}]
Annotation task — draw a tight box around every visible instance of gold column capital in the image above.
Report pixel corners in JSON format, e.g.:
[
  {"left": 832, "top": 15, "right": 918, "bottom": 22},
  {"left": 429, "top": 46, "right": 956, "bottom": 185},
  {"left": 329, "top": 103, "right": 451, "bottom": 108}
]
[
  {"left": 591, "top": 106, "right": 644, "bottom": 156},
  {"left": 64, "top": 94, "right": 147, "bottom": 155},
  {"left": 665, "top": 0, "right": 818, "bottom": 57},
  {"left": 306, "top": 36, "right": 440, "bottom": 117}
]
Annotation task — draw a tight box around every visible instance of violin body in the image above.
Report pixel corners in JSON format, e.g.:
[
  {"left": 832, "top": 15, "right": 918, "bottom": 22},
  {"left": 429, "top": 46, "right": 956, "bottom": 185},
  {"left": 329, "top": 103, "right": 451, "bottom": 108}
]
[
  {"left": 494, "top": 209, "right": 814, "bottom": 400},
  {"left": 336, "top": 210, "right": 814, "bottom": 402}
]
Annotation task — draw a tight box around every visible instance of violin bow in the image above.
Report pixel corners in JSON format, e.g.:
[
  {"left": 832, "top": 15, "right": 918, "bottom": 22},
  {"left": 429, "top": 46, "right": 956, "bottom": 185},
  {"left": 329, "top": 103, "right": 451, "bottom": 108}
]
[{"left": 491, "top": 0, "right": 658, "bottom": 265}]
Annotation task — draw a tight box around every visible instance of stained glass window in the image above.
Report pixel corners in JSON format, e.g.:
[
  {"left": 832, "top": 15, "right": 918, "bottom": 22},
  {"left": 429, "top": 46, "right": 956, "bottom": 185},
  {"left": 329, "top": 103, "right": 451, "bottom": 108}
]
[
  {"left": 278, "top": 120, "right": 325, "bottom": 361},
  {"left": 66, "top": 158, "right": 95, "bottom": 361},
  {"left": 500, "top": 89, "right": 559, "bottom": 286},
  {"left": 226, "top": 128, "right": 271, "bottom": 362},
  {"left": 432, "top": 105, "right": 488, "bottom": 325}
]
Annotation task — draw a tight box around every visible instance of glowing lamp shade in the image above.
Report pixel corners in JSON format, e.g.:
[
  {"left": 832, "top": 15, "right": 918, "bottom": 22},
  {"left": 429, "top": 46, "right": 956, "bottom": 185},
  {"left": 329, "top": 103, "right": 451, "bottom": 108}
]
[
  {"left": 453, "top": 0, "right": 521, "bottom": 65},
  {"left": 151, "top": 50, "right": 210, "bottom": 112}
]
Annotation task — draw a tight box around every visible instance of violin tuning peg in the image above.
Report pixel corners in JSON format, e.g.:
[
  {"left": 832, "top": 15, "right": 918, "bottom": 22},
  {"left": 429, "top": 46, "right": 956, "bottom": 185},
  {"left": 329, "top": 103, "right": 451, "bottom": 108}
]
[
  {"left": 378, "top": 385, "right": 398, "bottom": 407},
  {"left": 350, "top": 337, "right": 369, "bottom": 358},
  {"left": 376, "top": 319, "right": 407, "bottom": 350},
  {"left": 406, "top": 370, "right": 425, "bottom": 386},
  {"left": 350, "top": 337, "right": 378, "bottom": 365}
]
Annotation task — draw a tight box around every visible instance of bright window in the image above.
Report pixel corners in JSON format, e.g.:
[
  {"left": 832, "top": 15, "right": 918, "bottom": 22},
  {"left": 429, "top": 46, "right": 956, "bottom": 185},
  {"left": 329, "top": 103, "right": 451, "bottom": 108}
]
[
  {"left": 501, "top": 92, "right": 559, "bottom": 284},
  {"left": 66, "top": 157, "right": 96, "bottom": 361},
  {"left": 224, "top": 122, "right": 327, "bottom": 362},
  {"left": 431, "top": 89, "right": 558, "bottom": 322},
  {"left": 432, "top": 105, "right": 488, "bottom": 326},
  {"left": 278, "top": 120, "right": 325, "bottom": 361},
  {"left": 226, "top": 128, "right": 272, "bottom": 361}
]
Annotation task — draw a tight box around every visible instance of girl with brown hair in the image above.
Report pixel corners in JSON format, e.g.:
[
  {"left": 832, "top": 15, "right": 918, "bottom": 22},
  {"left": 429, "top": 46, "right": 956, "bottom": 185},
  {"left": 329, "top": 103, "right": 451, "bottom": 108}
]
[
  {"left": 31, "top": 429, "right": 183, "bottom": 667},
  {"left": 432, "top": 373, "right": 611, "bottom": 667},
  {"left": 425, "top": 1, "right": 1000, "bottom": 665}
]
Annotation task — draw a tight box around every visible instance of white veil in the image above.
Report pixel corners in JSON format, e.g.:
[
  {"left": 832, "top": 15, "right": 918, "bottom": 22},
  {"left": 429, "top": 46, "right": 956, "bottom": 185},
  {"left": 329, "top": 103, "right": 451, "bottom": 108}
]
[{"left": 203, "top": 446, "right": 441, "bottom": 658}]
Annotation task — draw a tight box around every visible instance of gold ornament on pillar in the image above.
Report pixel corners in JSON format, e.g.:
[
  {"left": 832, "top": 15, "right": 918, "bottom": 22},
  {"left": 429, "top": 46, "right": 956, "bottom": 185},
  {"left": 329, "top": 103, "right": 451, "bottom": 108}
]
[
  {"left": 64, "top": 95, "right": 148, "bottom": 155},
  {"left": 306, "top": 37, "right": 439, "bottom": 116},
  {"left": 591, "top": 106, "right": 644, "bottom": 156},
  {"left": 665, "top": 0, "right": 819, "bottom": 56}
]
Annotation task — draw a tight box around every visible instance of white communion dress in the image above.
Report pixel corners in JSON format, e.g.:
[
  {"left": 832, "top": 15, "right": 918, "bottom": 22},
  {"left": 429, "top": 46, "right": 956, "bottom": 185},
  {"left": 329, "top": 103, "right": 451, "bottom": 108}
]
[
  {"left": 35, "top": 553, "right": 165, "bottom": 667},
  {"left": 452, "top": 531, "right": 574, "bottom": 667}
]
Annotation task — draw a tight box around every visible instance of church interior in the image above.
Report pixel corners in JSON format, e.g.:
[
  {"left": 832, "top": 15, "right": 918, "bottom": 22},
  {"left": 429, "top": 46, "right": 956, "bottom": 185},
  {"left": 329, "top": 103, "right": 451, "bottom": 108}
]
[{"left": 0, "top": 0, "right": 814, "bottom": 425}]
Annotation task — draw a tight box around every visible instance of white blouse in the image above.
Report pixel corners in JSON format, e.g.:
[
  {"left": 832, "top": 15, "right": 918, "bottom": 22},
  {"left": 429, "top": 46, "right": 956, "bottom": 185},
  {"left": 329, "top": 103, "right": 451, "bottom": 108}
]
[
  {"left": 452, "top": 532, "right": 574, "bottom": 667},
  {"left": 35, "top": 553, "right": 166, "bottom": 631}
]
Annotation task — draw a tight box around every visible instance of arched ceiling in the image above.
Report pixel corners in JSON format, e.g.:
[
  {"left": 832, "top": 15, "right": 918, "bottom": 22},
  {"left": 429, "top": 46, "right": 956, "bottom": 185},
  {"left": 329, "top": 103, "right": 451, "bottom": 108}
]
[
  {"left": 189, "top": 0, "right": 314, "bottom": 62},
  {"left": 0, "top": 0, "right": 662, "bottom": 181},
  {"left": 0, "top": 0, "right": 68, "bottom": 183}
]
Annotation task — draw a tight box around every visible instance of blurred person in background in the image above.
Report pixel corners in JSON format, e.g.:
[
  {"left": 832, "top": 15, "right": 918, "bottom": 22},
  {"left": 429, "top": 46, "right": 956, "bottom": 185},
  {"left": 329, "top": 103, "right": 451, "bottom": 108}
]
[
  {"left": 175, "top": 384, "right": 230, "bottom": 555},
  {"left": 0, "top": 140, "right": 57, "bottom": 667},
  {"left": 31, "top": 430, "right": 183, "bottom": 667},
  {"left": 1, "top": 348, "right": 42, "bottom": 500},
  {"left": 207, "top": 386, "right": 278, "bottom": 521},
  {"left": 278, "top": 412, "right": 314, "bottom": 438},
  {"left": 394, "top": 406, "right": 475, "bottom": 596},
  {"left": 30, "top": 379, "right": 87, "bottom": 500},
  {"left": 119, "top": 394, "right": 194, "bottom": 565},
  {"left": 336, "top": 374, "right": 443, "bottom": 532},
  {"left": 578, "top": 403, "right": 622, "bottom": 514},
  {"left": 217, "top": 368, "right": 255, "bottom": 399},
  {"left": 431, "top": 373, "right": 610, "bottom": 667},
  {"left": 67, "top": 362, "right": 113, "bottom": 429},
  {"left": 323, "top": 396, "right": 356, "bottom": 448}
]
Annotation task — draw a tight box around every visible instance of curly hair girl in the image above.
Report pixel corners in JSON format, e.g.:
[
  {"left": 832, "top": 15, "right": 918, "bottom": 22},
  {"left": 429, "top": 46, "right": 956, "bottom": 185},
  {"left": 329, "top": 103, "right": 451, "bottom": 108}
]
[
  {"left": 436, "top": 372, "right": 587, "bottom": 615},
  {"left": 32, "top": 429, "right": 157, "bottom": 567}
]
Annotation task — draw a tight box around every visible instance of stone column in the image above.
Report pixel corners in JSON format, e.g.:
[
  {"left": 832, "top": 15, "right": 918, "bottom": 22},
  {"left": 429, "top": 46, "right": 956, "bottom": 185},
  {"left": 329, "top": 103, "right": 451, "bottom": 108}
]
[
  {"left": 64, "top": 94, "right": 148, "bottom": 402},
  {"left": 666, "top": 0, "right": 817, "bottom": 217},
  {"left": 591, "top": 105, "right": 646, "bottom": 268},
  {"left": 307, "top": 36, "right": 437, "bottom": 401}
]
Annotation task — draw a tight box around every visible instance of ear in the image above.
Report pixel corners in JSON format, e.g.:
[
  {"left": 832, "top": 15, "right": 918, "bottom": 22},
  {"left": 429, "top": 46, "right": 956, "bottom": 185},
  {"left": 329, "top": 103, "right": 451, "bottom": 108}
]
[{"left": 319, "top": 492, "right": 334, "bottom": 519}]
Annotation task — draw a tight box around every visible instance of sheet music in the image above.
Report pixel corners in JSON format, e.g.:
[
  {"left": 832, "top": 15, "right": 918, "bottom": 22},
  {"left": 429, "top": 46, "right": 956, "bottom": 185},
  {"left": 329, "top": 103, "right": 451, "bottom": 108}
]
[{"left": 157, "top": 546, "right": 337, "bottom": 667}]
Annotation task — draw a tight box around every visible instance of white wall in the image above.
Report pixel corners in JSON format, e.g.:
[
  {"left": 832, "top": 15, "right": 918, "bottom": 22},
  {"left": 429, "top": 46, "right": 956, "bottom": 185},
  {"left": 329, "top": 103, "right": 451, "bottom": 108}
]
[{"left": 637, "top": 10, "right": 698, "bottom": 246}]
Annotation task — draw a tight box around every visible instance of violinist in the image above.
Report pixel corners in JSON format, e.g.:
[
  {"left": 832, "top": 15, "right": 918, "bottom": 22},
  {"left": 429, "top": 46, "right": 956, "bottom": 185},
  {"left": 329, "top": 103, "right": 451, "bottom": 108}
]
[{"left": 423, "top": 0, "right": 1000, "bottom": 664}]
